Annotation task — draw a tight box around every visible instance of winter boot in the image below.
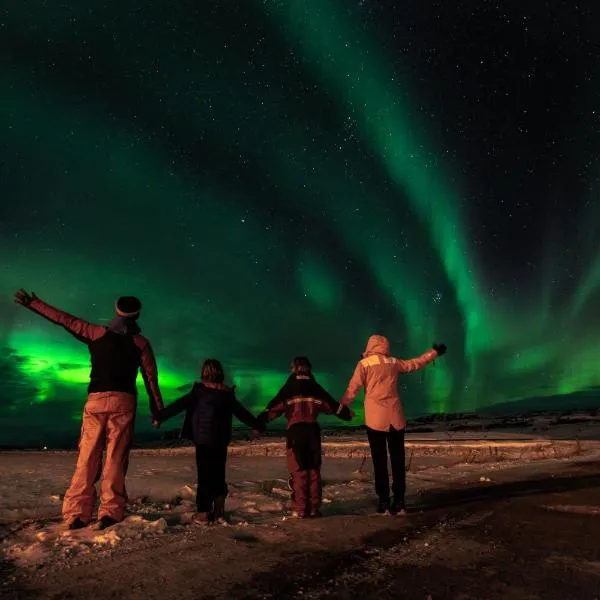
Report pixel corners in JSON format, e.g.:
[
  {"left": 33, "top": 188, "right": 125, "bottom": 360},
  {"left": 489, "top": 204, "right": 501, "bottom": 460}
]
[
  {"left": 68, "top": 517, "right": 87, "bottom": 530},
  {"left": 376, "top": 498, "right": 390, "bottom": 515},
  {"left": 289, "top": 511, "right": 307, "bottom": 519},
  {"left": 94, "top": 516, "right": 118, "bottom": 530},
  {"left": 193, "top": 512, "right": 210, "bottom": 524},
  {"left": 390, "top": 497, "right": 406, "bottom": 516},
  {"left": 212, "top": 495, "right": 227, "bottom": 524}
]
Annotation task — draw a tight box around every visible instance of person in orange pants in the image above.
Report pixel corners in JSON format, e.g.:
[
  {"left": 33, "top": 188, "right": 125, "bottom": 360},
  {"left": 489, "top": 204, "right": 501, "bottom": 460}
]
[
  {"left": 14, "top": 289, "right": 163, "bottom": 530},
  {"left": 256, "top": 357, "right": 353, "bottom": 518}
]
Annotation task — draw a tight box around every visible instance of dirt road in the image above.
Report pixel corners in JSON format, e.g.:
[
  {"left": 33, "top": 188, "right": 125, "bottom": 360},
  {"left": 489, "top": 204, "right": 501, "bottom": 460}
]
[{"left": 3, "top": 457, "right": 600, "bottom": 600}]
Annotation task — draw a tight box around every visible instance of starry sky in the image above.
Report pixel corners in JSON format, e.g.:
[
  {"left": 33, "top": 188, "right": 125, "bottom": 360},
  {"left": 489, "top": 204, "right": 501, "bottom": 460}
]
[{"left": 1, "top": 1, "right": 599, "bottom": 446}]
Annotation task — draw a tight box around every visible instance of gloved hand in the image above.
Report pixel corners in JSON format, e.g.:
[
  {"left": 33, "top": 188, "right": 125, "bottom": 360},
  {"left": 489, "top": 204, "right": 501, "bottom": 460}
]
[
  {"left": 336, "top": 405, "right": 354, "bottom": 422},
  {"left": 255, "top": 412, "right": 269, "bottom": 430},
  {"left": 14, "top": 289, "right": 38, "bottom": 307},
  {"left": 433, "top": 343, "right": 447, "bottom": 356}
]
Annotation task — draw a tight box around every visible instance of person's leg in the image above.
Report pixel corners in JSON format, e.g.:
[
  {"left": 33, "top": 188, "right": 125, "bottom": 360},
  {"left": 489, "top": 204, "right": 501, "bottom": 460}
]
[
  {"left": 195, "top": 444, "right": 213, "bottom": 517},
  {"left": 366, "top": 426, "right": 390, "bottom": 512},
  {"left": 286, "top": 428, "right": 309, "bottom": 516},
  {"left": 99, "top": 408, "right": 136, "bottom": 522},
  {"left": 211, "top": 446, "right": 229, "bottom": 521},
  {"left": 62, "top": 404, "right": 106, "bottom": 526},
  {"left": 387, "top": 427, "right": 406, "bottom": 513},
  {"left": 307, "top": 428, "right": 323, "bottom": 516}
]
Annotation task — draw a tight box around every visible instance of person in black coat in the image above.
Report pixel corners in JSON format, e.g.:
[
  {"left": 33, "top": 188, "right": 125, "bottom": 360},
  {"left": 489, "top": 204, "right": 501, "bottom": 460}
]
[{"left": 155, "top": 359, "right": 262, "bottom": 523}]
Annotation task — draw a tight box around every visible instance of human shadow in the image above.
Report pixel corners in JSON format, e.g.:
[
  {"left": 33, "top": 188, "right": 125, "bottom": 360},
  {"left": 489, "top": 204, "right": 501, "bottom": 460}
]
[
  {"left": 413, "top": 460, "right": 600, "bottom": 512},
  {"left": 220, "top": 464, "right": 600, "bottom": 599}
]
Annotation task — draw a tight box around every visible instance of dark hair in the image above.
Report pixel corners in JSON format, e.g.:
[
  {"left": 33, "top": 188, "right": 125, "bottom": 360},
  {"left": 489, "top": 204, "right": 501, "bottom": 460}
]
[
  {"left": 201, "top": 359, "right": 225, "bottom": 383},
  {"left": 291, "top": 356, "right": 312, "bottom": 375}
]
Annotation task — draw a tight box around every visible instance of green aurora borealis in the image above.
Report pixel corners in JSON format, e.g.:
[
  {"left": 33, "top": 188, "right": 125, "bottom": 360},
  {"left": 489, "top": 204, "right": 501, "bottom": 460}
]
[{"left": 1, "top": 1, "right": 599, "bottom": 445}]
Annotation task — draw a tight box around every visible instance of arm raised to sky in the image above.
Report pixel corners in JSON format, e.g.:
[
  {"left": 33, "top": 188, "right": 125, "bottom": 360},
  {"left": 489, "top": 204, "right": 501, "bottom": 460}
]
[
  {"left": 14, "top": 289, "right": 106, "bottom": 343},
  {"left": 395, "top": 343, "right": 447, "bottom": 373}
]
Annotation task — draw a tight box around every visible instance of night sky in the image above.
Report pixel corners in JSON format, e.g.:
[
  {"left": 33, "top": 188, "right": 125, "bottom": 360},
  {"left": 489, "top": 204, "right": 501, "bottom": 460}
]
[{"left": 1, "top": 1, "right": 599, "bottom": 446}]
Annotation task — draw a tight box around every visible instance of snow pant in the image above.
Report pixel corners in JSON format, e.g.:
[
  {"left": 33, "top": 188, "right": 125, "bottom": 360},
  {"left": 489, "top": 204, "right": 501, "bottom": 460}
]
[
  {"left": 194, "top": 444, "right": 228, "bottom": 513},
  {"left": 366, "top": 426, "right": 406, "bottom": 503},
  {"left": 286, "top": 423, "right": 322, "bottom": 515},
  {"left": 62, "top": 391, "right": 136, "bottom": 524}
]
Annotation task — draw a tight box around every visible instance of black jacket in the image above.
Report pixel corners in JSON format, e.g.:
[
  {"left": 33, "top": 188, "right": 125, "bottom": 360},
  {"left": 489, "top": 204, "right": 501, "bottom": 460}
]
[{"left": 158, "top": 382, "right": 261, "bottom": 446}]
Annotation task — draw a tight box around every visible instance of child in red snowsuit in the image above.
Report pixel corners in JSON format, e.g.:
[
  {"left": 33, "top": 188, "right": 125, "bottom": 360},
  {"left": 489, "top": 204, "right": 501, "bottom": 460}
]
[{"left": 257, "top": 357, "right": 353, "bottom": 518}]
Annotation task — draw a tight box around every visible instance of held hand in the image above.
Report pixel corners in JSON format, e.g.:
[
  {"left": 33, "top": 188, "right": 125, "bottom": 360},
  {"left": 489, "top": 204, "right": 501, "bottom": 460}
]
[
  {"left": 349, "top": 409, "right": 356, "bottom": 419},
  {"left": 151, "top": 418, "right": 160, "bottom": 428},
  {"left": 14, "top": 289, "right": 38, "bottom": 307},
  {"left": 433, "top": 343, "right": 447, "bottom": 356}
]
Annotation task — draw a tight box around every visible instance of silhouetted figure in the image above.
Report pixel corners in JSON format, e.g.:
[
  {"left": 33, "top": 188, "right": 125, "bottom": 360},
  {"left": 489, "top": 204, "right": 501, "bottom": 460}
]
[
  {"left": 257, "top": 357, "right": 353, "bottom": 518},
  {"left": 341, "top": 335, "right": 446, "bottom": 515},
  {"left": 14, "top": 290, "right": 163, "bottom": 530},
  {"left": 155, "top": 359, "right": 262, "bottom": 524}
]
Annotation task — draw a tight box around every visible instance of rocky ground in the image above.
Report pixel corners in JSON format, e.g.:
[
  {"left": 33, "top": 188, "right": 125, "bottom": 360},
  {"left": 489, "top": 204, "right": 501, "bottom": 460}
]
[{"left": 1, "top": 416, "right": 600, "bottom": 599}]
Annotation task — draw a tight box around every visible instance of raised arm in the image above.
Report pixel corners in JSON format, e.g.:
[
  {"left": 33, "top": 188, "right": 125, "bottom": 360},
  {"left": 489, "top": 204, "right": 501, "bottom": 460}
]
[
  {"left": 395, "top": 344, "right": 445, "bottom": 373},
  {"left": 138, "top": 339, "right": 164, "bottom": 418},
  {"left": 340, "top": 362, "right": 366, "bottom": 406},
  {"left": 15, "top": 289, "right": 105, "bottom": 342}
]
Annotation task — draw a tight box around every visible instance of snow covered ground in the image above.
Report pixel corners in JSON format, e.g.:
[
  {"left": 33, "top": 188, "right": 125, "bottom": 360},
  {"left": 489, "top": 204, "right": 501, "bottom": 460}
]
[{"left": 2, "top": 425, "right": 600, "bottom": 575}]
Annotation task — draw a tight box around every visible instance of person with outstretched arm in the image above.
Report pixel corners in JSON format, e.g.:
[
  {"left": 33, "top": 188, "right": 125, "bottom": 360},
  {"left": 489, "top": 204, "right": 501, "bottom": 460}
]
[
  {"left": 14, "top": 289, "right": 163, "bottom": 530},
  {"left": 341, "top": 335, "right": 447, "bottom": 516},
  {"left": 154, "top": 359, "right": 263, "bottom": 524},
  {"left": 256, "top": 356, "right": 354, "bottom": 519}
]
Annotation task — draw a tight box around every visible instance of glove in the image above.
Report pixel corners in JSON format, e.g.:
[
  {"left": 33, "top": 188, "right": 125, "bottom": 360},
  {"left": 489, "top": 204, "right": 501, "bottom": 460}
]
[
  {"left": 14, "top": 289, "right": 38, "bottom": 307},
  {"left": 433, "top": 343, "right": 447, "bottom": 356},
  {"left": 255, "top": 412, "right": 269, "bottom": 430},
  {"left": 336, "top": 405, "right": 353, "bottom": 422}
]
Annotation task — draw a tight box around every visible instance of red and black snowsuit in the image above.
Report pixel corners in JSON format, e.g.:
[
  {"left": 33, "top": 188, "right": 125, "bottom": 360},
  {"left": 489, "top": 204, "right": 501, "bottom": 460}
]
[{"left": 257, "top": 374, "right": 352, "bottom": 517}]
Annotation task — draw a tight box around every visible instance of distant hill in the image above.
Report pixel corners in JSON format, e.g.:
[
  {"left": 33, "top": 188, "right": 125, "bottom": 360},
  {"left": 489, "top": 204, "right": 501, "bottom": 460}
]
[{"left": 478, "top": 388, "right": 600, "bottom": 416}]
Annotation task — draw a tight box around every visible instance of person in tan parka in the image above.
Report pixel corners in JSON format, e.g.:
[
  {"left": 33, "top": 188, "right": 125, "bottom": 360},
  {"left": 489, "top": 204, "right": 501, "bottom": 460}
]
[{"left": 341, "top": 335, "right": 446, "bottom": 515}]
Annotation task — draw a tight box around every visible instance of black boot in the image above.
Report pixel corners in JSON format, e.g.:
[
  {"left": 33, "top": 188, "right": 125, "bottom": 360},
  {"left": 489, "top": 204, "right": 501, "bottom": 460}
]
[
  {"left": 94, "top": 516, "right": 119, "bottom": 530},
  {"left": 390, "top": 497, "right": 406, "bottom": 515},
  {"left": 213, "top": 496, "right": 227, "bottom": 524},
  {"left": 68, "top": 517, "right": 87, "bottom": 530},
  {"left": 376, "top": 498, "right": 390, "bottom": 515}
]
